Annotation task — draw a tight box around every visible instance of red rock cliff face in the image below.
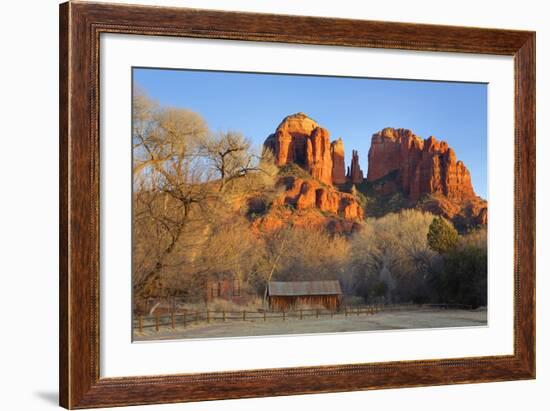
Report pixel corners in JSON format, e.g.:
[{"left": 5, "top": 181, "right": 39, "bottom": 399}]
[
  {"left": 367, "top": 128, "right": 476, "bottom": 202},
  {"left": 331, "top": 138, "right": 346, "bottom": 184},
  {"left": 347, "top": 150, "right": 364, "bottom": 184},
  {"left": 306, "top": 127, "right": 333, "bottom": 185},
  {"left": 273, "top": 176, "right": 363, "bottom": 220},
  {"left": 252, "top": 176, "right": 364, "bottom": 234},
  {"left": 264, "top": 113, "right": 333, "bottom": 186}
]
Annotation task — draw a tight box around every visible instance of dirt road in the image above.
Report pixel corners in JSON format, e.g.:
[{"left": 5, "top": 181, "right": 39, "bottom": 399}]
[{"left": 133, "top": 308, "right": 487, "bottom": 341}]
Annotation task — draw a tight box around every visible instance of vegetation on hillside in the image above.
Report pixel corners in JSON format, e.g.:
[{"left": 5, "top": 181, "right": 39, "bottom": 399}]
[{"left": 338, "top": 172, "right": 408, "bottom": 218}]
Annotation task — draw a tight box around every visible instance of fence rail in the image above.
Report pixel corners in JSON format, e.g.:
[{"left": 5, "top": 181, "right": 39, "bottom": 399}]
[{"left": 133, "top": 302, "right": 472, "bottom": 333}]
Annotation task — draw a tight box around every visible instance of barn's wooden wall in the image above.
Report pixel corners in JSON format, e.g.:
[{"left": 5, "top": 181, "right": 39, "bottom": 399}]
[{"left": 268, "top": 295, "right": 341, "bottom": 311}]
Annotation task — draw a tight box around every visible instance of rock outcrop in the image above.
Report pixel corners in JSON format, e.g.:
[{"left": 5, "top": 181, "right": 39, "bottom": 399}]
[
  {"left": 252, "top": 175, "right": 363, "bottom": 234},
  {"left": 346, "top": 150, "right": 364, "bottom": 184},
  {"left": 306, "top": 127, "right": 333, "bottom": 186},
  {"left": 331, "top": 138, "right": 346, "bottom": 184},
  {"left": 263, "top": 116, "right": 486, "bottom": 230},
  {"left": 264, "top": 113, "right": 333, "bottom": 186},
  {"left": 274, "top": 176, "right": 363, "bottom": 220},
  {"left": 367, "top": 128, "right": 476, "bottom": 202},
  {"left": 366, "top": 127, "right": 486, "bottom": 227}
]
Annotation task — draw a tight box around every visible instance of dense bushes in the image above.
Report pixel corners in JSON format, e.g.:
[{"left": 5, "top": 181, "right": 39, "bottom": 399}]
[
  {"left": 349, "top": 212, "right": 487, "bottom": 307},
  {"left": 349, "top": 210, "right": 436, "bottom": 304},
  {"left": 427, "top": 227, "right": 487, "bottom": 308}
]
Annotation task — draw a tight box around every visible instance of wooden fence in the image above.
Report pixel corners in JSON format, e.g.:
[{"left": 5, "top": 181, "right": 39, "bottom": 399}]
[{"left": 132, "top": 303, "right": 437, "bottom": 333}]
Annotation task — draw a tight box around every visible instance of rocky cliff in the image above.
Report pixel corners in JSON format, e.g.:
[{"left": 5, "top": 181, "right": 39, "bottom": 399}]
[
  {"left": 252, "top": 176, "right": 363, "bottom": 234},
  {"left": 367, "top": 128, "right": 476, "bottom": 202},
  {"left": 261, "top": 113, "right": 365, "bottom": 232},
  {"left": 274, "top": 176, "right": 363, "bottom": 220},
  {"left": 264, "top": 113, "right": 334, "bottom": 186},
  {"left": 331, "top": 138, "right": 346, "bottom": 184},
  {"left": 366, "top": 127, "right": 486, "bottom": 227},
  {"left": 262, "top": 115, "right": 486, "bottom": 231},
  {"left": 347, "top": 150, "right": 364, "bottom": 184}
]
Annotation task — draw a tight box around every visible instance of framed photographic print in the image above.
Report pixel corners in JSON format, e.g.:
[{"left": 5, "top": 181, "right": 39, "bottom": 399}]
[{"left": 59, "top": 1, "right": 535, "bottom": 408}]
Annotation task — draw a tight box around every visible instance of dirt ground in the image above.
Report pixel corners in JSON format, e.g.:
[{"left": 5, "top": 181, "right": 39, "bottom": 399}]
[{"left": 133, "top": 307, "right": 487, "bottom": 341}]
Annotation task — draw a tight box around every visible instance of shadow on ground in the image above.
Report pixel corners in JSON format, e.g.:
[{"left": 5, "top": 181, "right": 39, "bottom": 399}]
[{"left": 34, "top": 391, "right": 58, "bottom": 406}]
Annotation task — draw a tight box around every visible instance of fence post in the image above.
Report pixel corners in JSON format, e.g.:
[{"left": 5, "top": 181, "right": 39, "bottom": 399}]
[
  {"left": 171, "top": 311, "right": 175, "bottom": 329},
  {"left": 138, "top": 315, "right": 143, "bottom": 333},
  {"left": 155, "top": 312, "right": 160, "bottom": 332},
  {"left": 183, "top": 312, "right": 187, "bottom": 328},
  {"left": 243, "top": 310, "right": 246, "bottom": 321},
  {"left": 264, "top": 311, "right": 266, "bottom": 322},
  {"left": 223, "top": 310, "right": 226, "bottom": 322},
  {"left": 207, "top": 309, "right": 210, "bottom": 323},
  {"left": 195, "top": 310, "right": 198, "bottom": 324},
  {"left": 300, "top": 309, "right": 303, "bottom": 320},
  {"left": 283, "top": 309, "right": 286, "bottom": 321}
]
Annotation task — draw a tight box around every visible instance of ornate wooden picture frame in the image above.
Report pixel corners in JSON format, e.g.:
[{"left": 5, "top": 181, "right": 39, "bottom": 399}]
[{"left": 59, "top": 1, "right": 535, "bottom": 408}]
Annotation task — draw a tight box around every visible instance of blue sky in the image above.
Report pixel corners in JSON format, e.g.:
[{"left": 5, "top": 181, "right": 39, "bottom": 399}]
[{"left": 134, "top": 68, "right": 487, "bottom": 198}]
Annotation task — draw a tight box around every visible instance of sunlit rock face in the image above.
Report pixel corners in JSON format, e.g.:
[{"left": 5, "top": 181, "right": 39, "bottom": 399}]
[
  {"left": 346, "top": 150, "right": 364, "bottom": 185},
  {"left": 263, "top": 117, "right": 486, "bottom": 230},
  {"left": 264, "top": 113, "right": 333, "bottom": 186},
  {"left": 367, "top": 127, "right": 476, "bottom": 202},
  {"left": 367, "top": 127, "right": 486, "bottom": 226},
  {"left": 272, "top": 176, "right": 363, "bottom": 220},
  {"left": 331, "top": 138, "right": 346, "bottom": 185},
  {"left": 252, "top": 175, "right": 364, "bottom": 235}
]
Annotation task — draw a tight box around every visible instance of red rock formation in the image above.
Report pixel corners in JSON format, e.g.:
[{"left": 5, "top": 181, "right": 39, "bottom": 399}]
[
  {"left": 268, "top": 129, "right": 294, "bottom": 165},
  {"left": 418, "top": 194, "right": 487, "bottom": 228},
  {"left": 273, "top": 176, "right": 363, "bottom": 220},
  {"left": 264, "top": 113, "right": 333, "bottom": 185},
  {"left": 251, "top": 174, "right": 364, "bottom": 235},
  {"left": 316, "top": 187, "right": 341, "bottom": 214},
  {"left": 295, "top": 181, "right": 317, "bottom": 210},
  {"left": 331, "top": 138, "right": 346, "bottom": 184},
  {"left": 305, "top": 127, "right": 333, "bottom": 185},
  {"left": 251, "top": 207, "right": 361, "bottom": 235},
  {"left": 346, "top": 150, "right": 364, "bottom": 184},
  {"left": 367, "top": 128, "right": 475, "bottom": 202},
  {"left": 366, "top": 127, "right": 486, "bottom": 226}
]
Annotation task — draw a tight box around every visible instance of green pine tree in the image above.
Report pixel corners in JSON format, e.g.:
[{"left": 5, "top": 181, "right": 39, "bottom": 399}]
[{"left": 427, "top": 216, "right": 459, "bottom": 254}]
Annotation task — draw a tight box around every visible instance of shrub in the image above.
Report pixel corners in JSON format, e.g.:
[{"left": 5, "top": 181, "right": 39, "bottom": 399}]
[
  {"left": 440, "top": 245, "right": 487, "bottom": 308},
  {"left": 427, "top": 216, "right": 459, "bottom": 254}
]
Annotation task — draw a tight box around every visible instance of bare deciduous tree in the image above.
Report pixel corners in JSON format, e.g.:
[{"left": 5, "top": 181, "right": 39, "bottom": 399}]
[{"left": 132, "top": 88, "right": 277, "bottom": 308}]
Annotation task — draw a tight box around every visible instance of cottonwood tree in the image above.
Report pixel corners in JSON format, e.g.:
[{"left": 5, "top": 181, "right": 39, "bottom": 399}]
[
  {"left": 201, "top": 131, "right": 278, "bottom": 194},
  {"left": 349, "top": 210, "right": 436, "bottom": 303},
  {"left": 132, "top": 93, "right": 211, "bottom": 302},
  {"left": 132, "top": 88, "right": 277, "bottom": 307}
]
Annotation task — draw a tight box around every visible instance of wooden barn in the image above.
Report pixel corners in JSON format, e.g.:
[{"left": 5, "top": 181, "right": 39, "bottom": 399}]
[{"left": 267, "top": 280, "right": 343, "bottom": 311}]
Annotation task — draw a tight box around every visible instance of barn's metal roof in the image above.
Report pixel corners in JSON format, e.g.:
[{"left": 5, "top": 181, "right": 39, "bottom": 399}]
[{"left": 267, "top": 281, "right": 342, "bottom": 296}]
